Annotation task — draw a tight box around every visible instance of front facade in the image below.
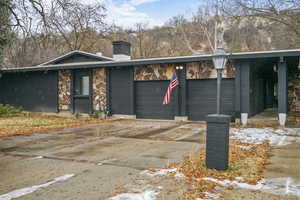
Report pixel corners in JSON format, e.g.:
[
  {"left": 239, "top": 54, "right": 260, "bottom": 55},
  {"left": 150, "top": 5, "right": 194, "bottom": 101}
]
[{"left": 0, "top": 41, "right": 300, "bottom": 125}]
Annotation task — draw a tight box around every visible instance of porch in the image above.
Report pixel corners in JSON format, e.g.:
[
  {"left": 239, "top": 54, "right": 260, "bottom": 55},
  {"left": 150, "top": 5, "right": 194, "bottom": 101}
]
[{"left": 235, "top": 55, "right": 300, "bottom": 126}]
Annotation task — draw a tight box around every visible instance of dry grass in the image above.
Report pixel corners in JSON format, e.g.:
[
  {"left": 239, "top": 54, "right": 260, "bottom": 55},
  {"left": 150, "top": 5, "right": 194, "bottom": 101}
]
[
  {"left": 0, "top": 112, "right": 106, "bottom": 138},
  {"left": 168, "top": 140, "right": 271, "bottom": 200}
]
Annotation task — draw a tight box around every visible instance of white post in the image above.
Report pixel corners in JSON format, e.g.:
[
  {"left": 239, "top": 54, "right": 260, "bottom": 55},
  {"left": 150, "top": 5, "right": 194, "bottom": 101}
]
[
  {"left": 241, "top": 113, "right": 248, "bottom": 126},
  {"left": 278, "top": 113, "right": 287, "bottom": 126}
]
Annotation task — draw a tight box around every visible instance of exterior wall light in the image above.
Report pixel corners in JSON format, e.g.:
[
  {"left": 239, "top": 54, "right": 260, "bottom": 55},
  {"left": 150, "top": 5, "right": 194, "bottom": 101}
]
[
  {"left": 273, "top": 64, "right": 277, "bottom": 72},
  {"left": 175, "top": 65, "right": 184, "bottom": 70}
]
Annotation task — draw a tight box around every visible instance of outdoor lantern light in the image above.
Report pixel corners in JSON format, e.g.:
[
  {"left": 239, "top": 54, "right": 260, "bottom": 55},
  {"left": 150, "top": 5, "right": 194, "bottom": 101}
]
[
  {"left": 212, "top": 47, "right": 227, "bottom": 70},
  {"left": 212, "top": 47, "right": 227, "bottom": 115}
]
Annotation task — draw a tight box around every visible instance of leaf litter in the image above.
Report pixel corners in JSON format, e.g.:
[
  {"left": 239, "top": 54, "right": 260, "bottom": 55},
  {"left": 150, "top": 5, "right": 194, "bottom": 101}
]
[{"left": 137, "top": 127, "right": 300, "bottom": 200}]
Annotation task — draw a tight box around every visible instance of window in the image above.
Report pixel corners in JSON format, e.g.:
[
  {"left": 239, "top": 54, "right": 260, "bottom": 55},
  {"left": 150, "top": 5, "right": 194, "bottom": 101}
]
[{"left": 82, "top": 76, "right": 89, "bottom": 95}]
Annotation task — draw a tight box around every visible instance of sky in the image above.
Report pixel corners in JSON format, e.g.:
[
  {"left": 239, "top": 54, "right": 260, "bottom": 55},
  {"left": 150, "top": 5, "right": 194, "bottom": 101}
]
[{"left": 102, "top": 0, "right": 202, "bottom": 28}]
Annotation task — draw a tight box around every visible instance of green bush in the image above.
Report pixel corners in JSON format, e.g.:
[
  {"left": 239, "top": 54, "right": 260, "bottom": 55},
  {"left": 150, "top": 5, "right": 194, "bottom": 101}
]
[{"left": 0, "top": 104, "right": 23, "bottom": 117}]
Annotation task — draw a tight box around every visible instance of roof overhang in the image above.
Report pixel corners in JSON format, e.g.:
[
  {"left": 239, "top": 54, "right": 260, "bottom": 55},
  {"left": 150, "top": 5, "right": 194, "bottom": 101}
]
[{"left": 2, "top": 49, "right": 300, "bottom": 73}]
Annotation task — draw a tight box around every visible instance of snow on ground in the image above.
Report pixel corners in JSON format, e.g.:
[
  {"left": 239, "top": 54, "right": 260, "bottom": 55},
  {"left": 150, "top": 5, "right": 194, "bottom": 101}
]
[
  {"left": 31, "top": 156, "right": 43, "bottom": 159},
  {"left": 108, "top": 190, "right": 158, "bottom": 200},
  {"left": 196, "top": 192, "right": 221, "bottom": 200},
  {"left": 231, "top": 128, "right": 300, "bottom": 146},
  {"left": 0, "top": 174, "right": 74, "bottom": 200},
  {"left": 202, "top": 177, "right": 300, "bottom": 197},
  {"left": 140, "top": 168, "right": 185, "bottom": 179}
]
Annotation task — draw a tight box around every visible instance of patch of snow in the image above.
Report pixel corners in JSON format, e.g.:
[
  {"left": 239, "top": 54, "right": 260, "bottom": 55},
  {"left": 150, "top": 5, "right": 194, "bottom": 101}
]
[
  {"left": 202, "top": 177, "right": 300, "bottom": 197},
  {"left": 32, "top": 156, "right": 43, "bottom": 159},
  {"left": 108, "top": 190, "right": 158, "bottom": 200},
  {"left": 264, "top": 177, "right": 300, "bottom": 197},
  {"left": 231, "top": 128, "right": 300, "bottom": 146},
  {"left": 196, "top": 192, "right": 220, "bottom": 200},
  {"left": 157, "top": 186, "right": 163, "bottom": 190},
  {"left": 0, "top": 174, "right": 74, "bottom": 200},
  {"left": 202, "top": 177, "right": 266, "bottom": 190},
  {"left": 204, "top": 192, "right": 220, "bottom": 199},
  {"left": 141, "top": 168, "right": 184, "bottom": 179},
  {"left": 236, "top": 145, "right": 253, "bottom": 150}
]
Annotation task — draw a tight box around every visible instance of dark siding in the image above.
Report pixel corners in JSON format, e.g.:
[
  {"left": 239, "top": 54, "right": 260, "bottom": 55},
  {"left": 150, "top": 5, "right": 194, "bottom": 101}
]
[
  {"left": 187, "top": 79, "right": 235, "bottom": 121},
  {"left": 135, "top": 81, "right": 175, "bottom": 119},
  {"left": 249, "top": 64, "right": 267, "bottom": 116},
  {"left": 235, "top": 63, "right": 241, "bottom": 118},
  {"left": 0, "top": 71, "right": 58, "bottom": 112},
  {"left": 278, "top": 60, "right": 288, "bottom": 113},
  {"left": 240, "top": 62, "right": 251, "bottom": 114},
  {"left": 109, "top": 67, "right": 134, "bottom": 115},
  {"left": 177, "top": 67, "right": 187, "bottom": 116},
  {"left": 73, "top": 98, "right": 90, "bottom": 113}
]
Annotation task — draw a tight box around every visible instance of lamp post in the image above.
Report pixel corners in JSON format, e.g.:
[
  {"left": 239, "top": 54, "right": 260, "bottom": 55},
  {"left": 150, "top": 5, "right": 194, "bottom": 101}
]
[
  {"left": 205, "top": 47, "right": 231, "bottom": 170},
  {"left": 212, "top": 48, "right": 228, "bottom": 114}
]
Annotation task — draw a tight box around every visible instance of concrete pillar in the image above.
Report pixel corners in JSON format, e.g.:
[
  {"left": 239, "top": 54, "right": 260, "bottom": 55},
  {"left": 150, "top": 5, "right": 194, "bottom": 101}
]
[{"left": 278, "top": 58, "right": 288, "bottom": 126}]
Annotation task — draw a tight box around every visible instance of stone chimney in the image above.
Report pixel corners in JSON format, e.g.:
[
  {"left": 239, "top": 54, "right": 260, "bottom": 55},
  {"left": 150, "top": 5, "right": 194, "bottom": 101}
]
[{"left": 112, "top": 41, "right": 131, "bottom": 61}]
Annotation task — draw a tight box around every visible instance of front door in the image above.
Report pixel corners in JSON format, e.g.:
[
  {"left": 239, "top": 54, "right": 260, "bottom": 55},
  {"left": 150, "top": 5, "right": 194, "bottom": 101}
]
[{"left": 73, "top": 69, "right": 91, "bottom": 114}]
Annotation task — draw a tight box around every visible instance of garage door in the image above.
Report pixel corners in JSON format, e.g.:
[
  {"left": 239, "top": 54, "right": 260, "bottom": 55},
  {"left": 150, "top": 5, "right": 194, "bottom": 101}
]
[
  {"left": 135, "top": 81, "right": 175, "bottom": 119},
  {"left": 187, "top": 79, "right": 235, "bottom": 121}
]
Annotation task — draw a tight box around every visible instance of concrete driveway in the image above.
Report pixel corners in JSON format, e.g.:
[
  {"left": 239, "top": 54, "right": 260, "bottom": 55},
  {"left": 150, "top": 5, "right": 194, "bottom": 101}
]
[{"left": 0, "top": 119, "right": 204, "bottom": 200}]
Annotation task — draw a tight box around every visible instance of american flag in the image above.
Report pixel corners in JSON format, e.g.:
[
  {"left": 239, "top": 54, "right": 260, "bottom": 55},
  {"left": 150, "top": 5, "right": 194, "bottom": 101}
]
[{"left": 162, "top": 71, "right": 179, "bottom": 105}]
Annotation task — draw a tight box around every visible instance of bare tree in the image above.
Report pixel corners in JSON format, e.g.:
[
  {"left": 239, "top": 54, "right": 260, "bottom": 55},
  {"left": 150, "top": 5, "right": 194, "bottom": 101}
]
[
  {"left": 221, "top": 0, "right": 300, "bottom": 48},
  {"left": 46, "top": 0, "right": 107, "bottom": 51},
  {"left": 1, "top": 0, "right": 109, "bottom": 68}
]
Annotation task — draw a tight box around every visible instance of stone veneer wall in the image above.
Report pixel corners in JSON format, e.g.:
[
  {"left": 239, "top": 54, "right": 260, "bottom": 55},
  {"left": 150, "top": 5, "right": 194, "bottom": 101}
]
[
  {"left": 186, "top": 60, "right": 235, "bottom": 79},
  {"left": 287, "top": 65, "right": 300, "bottom": 125},
  {"left": 134, "top": 64, "right": 174, "bottom": 80},
  {"left": 93, "top": 68, "right": 107, "bottom": 111},
  {"left": 58, "top": 70, "right": 71, "bottom": 111},
  {"left": 288, "top": 75, "right": 300, "bottom": 112}
]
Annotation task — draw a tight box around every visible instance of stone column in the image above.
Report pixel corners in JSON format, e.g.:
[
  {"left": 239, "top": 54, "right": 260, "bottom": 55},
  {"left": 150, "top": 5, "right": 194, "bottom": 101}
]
[
  {"left": 93, "top": 68, "right": 107, "bottom": 113},
  {"left": 58, "top": 70, "right": 71, "bottom": 111}
]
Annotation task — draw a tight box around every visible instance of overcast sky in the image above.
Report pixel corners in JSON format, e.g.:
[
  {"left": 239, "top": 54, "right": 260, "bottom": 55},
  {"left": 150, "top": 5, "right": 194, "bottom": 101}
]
[{"left": 101, "top": 0, "right": 201, "bottom": 28}]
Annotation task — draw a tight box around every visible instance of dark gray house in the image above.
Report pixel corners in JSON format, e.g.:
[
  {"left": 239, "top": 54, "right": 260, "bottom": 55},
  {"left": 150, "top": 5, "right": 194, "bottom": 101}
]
[{"left": 0, "top": 41, "right": 299, "bottom": 126}]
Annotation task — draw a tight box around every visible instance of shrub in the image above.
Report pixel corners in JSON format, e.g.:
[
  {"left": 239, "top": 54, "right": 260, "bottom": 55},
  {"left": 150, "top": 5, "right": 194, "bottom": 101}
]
[{"left": 0, "top": 104, "right": 23, "bottom": 117}]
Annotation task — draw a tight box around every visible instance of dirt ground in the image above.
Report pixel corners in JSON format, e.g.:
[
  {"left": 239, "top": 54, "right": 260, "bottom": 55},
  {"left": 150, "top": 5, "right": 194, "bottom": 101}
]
[
  {"left": 0, "top": 119, "right": 205, "bottom": 200},
  {"left": 0, "top": 113, "right": 105, "bottom": 138}
]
